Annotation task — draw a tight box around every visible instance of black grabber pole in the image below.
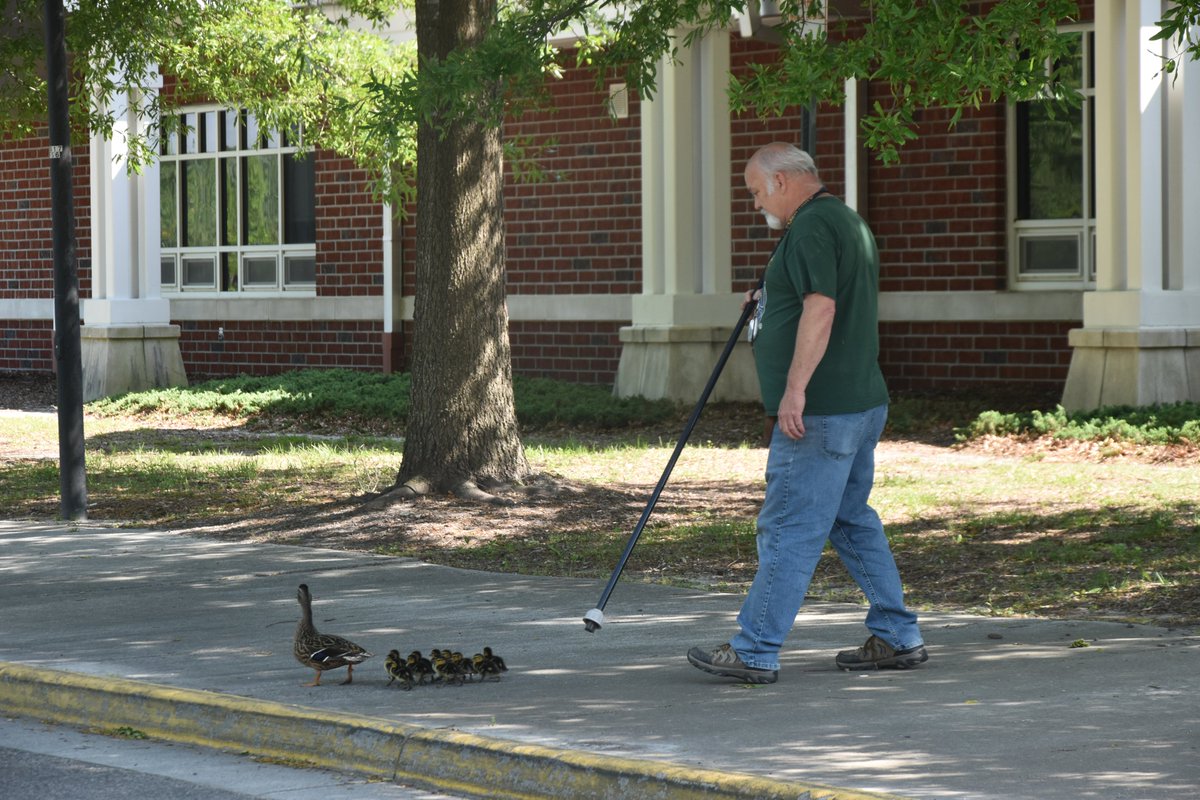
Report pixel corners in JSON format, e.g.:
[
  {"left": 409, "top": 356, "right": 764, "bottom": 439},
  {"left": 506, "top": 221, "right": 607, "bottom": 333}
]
[{"left": 583, "top": 297, "right": 758, "bottom": 633}]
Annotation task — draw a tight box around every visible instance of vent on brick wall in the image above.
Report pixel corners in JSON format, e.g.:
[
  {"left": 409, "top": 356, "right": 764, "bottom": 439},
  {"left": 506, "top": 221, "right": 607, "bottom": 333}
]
[{"left": 607, "top": 83, "right": 628, "bottom": 120}]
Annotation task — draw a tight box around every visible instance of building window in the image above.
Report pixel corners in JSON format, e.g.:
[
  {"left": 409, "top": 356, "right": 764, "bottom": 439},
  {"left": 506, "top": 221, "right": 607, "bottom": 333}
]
[
  {"left": 159, "top": 109, "right": 316, "bottom": 294},
  {"left": 1010, "top": 25, "right": 1095, "bottom": 288}
]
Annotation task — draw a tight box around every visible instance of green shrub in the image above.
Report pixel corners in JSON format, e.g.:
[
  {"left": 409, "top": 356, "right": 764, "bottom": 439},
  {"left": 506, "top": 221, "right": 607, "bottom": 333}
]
[
  {"left": 956, "top": 402, "right": 1200, "bottom": 445},
  {"left": 88, "top": 369, "right": 678, "bottom": 430}
]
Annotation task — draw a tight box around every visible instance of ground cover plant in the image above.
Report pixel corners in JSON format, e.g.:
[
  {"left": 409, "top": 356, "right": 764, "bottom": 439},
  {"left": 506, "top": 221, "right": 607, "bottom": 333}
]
[{"left": 1, "top": 370, "right": 1197, "bottom": 627}]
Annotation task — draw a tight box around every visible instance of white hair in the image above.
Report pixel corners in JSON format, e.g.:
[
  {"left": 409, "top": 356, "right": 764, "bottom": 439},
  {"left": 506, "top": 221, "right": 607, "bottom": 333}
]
[{"left": 751, "top": 143, "right": 819, "bottom": 190}]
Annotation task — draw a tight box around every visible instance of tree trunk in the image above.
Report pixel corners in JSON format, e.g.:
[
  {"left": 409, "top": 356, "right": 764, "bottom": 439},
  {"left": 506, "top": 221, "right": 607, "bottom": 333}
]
[{"left": 395, "top": 0, "right": 531, "bottom": 499}]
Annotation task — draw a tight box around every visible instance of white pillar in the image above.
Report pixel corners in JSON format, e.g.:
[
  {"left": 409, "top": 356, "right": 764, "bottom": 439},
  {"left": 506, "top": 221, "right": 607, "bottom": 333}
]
[
  {"left": 844, "top": 78, "right": 859, "bottom": 212},
  {"left": 616, "top": 29, "right": 756, "bottom": 401},
  {"left": 1063, "top": 1, "right": 1200, "bottom": 409},
  {"left": 86, "top": 72, "right": 171, "bottom": 325},
  {"left": 1126, "top": 0, "right": 1164, "bottom": 293},
  {"left": 1177, "top": 21, "right": 1200, "bottom": 294},
  {"left": 1092, "top": 1, "right": 1125, "bottom": 293},
  {"left": 81, "top": 67, "right": 185, "bottom": 401},
  {"left": 634, "top": 31, "right": 732, "bottom": 321}
]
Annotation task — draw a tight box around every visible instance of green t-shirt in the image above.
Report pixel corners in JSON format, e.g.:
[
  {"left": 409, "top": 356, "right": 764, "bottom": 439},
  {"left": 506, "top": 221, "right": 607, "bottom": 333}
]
[{"left": 752, "top": 196, "right": 889, "bottom": 416}]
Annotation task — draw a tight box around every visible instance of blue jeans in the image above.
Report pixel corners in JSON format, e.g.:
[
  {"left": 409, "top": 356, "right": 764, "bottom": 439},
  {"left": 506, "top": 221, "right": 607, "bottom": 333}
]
[{"left": 730, "top": 404, "right": 922, "bottom": 671}]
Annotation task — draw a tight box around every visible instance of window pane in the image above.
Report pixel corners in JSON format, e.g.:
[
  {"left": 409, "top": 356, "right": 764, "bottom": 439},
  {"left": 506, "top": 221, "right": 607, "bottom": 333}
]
[
  {"left": 160, "top": 256, "right": 176, "bottom": 287},
  {"left": 1087, "top": 101, "right": 1095, "bottom": 219},
  {"left": 244, "top": 112, "right": 259, "bottom": 149},
  {"left": 243, "top": 112, "right": 281, "bottom": 150},
  {"left": 183, "top": 159, "right": 217, "bottom": 247},
  {"left": 243, "top": 155, "right": 279, "bottom": 245},
  {"left": 199, "top": 111, "right": 217, "bottom": 153},
  {"left": 220, "top": 110, "right": 240, "bottom": 151},
  {"left": 183, "top": 112, "right": 199, "bottom": 154},
  {"left": 1020, "top": 235, "right": 1080, "bottom": 275},
  {"left": 221, "top": 157, "right": 238, "bottom": 245},
  {"left": 1017, "top": 101, "right": 1082, "bottom": 219},
  {"left": 182, "top": 256, "right": 216, "bottom": 287},
  {"left": 285, "top": 255, "right": 316, "bottom": 286},
  {"left": 1085, "top": 32, "right": 1094, "bottom": 90},
  {"left": 1055, "top": 32, "right": 1083, "bottom": 91},
  {"left": 221, "top": 252, "right": 238, "bottom": 291},
  {"left": 283, "top": 153, "right": 316, "bottom": 244},
  {"left": 160, "top": 123, "right": 178, "bottom": 156},
  {"left": 244, "top": 256, "right": 278, "bottom": 287},
  {"left": 160, "top": 162, "right": 177, "bottom": 247}
]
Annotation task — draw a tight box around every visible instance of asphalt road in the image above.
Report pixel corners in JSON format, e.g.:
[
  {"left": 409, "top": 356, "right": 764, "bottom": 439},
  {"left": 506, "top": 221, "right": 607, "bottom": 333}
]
[{"left": 0, "top": 716, "right": 463, "bottom": 800}]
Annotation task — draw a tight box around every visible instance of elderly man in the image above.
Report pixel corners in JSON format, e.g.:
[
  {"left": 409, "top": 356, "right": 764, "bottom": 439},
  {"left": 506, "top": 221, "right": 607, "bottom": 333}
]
[{"left": 687, "top": 142, "right": 927, "bottom": 684}]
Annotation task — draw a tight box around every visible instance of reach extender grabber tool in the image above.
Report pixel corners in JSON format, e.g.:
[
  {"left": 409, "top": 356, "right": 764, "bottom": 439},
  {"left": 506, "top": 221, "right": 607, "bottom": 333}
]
[{"left": 583, "top": 295, "right": 759, "bottom": 633}]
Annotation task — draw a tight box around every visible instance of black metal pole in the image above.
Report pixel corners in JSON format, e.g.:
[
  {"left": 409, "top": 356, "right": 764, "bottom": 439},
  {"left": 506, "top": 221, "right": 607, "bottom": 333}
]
[
  {"left": 44, "top": 0, "right": 88, "bottom": 521},
  {"left": 583, "top": 297, "right": 758, "bottom": 632}
]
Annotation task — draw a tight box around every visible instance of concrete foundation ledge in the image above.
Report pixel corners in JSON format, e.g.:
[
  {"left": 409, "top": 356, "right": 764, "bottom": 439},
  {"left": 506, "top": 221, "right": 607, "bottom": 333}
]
[{"left": 0, "top": 662, "right": 904, "bottom": 800}]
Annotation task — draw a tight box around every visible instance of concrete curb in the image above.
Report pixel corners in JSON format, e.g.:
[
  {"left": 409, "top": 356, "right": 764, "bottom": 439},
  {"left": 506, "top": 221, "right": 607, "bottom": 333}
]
[{"left": 0, "top": 662, "right": 906, "bottom": 800}]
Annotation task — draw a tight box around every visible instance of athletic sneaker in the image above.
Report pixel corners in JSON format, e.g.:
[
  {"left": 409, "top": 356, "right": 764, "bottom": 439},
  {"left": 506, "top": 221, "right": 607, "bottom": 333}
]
[
  {"left": 687, "top": 643, "right": 778, "bottom": 684},
  {"left": 835, "top": 635, "right": 928, "bottom": 670}
]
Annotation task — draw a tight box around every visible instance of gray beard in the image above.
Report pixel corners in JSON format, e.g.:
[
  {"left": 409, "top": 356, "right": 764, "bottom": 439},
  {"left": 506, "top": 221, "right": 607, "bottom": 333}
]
[{"left": 762, "top": 210, "right": 784, "bottom": 230}]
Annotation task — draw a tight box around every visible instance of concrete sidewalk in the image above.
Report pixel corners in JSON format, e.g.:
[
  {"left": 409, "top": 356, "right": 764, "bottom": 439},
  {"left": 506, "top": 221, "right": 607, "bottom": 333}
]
[{"left": 0, "top": 520, "right": 1196, "bottom": 799}]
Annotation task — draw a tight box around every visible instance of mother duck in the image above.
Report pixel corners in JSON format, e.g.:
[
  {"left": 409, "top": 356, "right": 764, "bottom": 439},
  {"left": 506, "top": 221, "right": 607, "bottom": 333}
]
[{"left": 293, "top": 583, "right": 372, "bottom": 686}]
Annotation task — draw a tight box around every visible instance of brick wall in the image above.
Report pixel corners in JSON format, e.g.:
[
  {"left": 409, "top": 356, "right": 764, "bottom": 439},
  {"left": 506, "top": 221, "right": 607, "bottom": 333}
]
[
  {"left": 1, "top": 130, "right": 91, "bottom": 372},
  {"left": 868, "top": 104, "right": 1009, "bottom": 294},
  {"left": 502, "top": 61, "right": 642, "bottom": 297},
  {"left": 730, "top": 39, "right": 809, "bottom": 292},
  {"left": 508, "top": 320, "right": 624, "bottom": 383},
  {"left": 880, "top": 320, "right": 1075, "bottom": 391},
  {"left": 180, "top": 319, "right": 383, "bottom": 378},
  {"left": 315, "top": 153, "right": 383, "bottom": 297},
  {"left": 0, "top": 319, "right": 53, "bottom": 372}
]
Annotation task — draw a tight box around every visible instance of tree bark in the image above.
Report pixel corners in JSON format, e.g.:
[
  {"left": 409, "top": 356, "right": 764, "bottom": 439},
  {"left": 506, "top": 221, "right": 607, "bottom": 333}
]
[{"left": 395, "top": 0, "right": 531, "bottom": 499}]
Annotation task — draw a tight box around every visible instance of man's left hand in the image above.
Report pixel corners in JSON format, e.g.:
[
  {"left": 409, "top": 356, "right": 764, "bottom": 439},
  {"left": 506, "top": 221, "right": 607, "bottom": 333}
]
[{"left": 777, "top": 389, "right": 806, "bottom": 439}]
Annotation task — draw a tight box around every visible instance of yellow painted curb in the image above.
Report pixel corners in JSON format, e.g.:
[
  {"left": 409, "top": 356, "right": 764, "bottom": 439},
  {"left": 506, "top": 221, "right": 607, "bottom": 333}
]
[{"left": 0, "top": 662, "right": 908, "bottom": 800}]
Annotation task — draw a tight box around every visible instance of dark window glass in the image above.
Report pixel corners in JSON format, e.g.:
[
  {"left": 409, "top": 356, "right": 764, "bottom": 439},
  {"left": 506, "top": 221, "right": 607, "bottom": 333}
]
[{"left": 284, "top": 153, "right": 316, "bottom": 244}]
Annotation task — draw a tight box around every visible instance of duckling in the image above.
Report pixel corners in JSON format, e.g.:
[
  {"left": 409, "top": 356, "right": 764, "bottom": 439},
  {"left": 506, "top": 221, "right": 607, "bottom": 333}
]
[
  {"left": 384, "top": 649, "right": 414, "bottom": 690},
  {"left": 482, "top": 646, "right": 507, "bottom": 673},
  {"left": 474, "top": 650, "right": 504, "bottom": 681},
  {"left": 451, "top": 651, "right": 478, "bottom": 683},
  {"left": 293, "top": 584, "right": 372, "bottom": 686},
  {"left": 430, "top": 649, "right": 461, "bottom": 685},
  {"left": 407, "top": 650, "right": 434, "bottom": 685}
]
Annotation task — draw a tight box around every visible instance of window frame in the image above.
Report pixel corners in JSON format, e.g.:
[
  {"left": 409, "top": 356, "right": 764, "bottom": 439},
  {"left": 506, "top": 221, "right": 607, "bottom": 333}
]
[
  {"left": 1006, "top": 23, "right": 1096, "bottom": 291},
  {"left": 159, "top": 106, "right": 317, "bottom": 296}
]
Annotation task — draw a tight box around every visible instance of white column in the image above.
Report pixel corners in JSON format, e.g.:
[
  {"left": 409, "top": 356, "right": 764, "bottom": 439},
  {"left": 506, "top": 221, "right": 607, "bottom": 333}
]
[
  {"left": 695, "top": 31, "right": 732, "bottom": 296},
  {"left": 1125, "top": 0, "right": 1165, "bottom": 293},
  {"left": 617, "top": 29, "right": 755, "bottom": 401},
  {"left": 640, "top": 71, "right": 666, "bottom": 297},
  {"left": 1092, "top": 1, "right": 1125, "bottom": 293},
  {"left": 843, "top": 78, "right": 859, "bottom": 211},
  {"left": 1178, "top": 22, "right": 1200, "bottom": 293},
  {"left": 80, "top": 67, "right": 184, "bottom": 401},
  {"left": 1063, "top": 1, "right": 1200, "bottom": 409},
  {"left": 637, "top": 31, "right": 731, "bottom": 312},
  {"left": 85, "top": 69, "right": 170, "bottom": 326}
]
